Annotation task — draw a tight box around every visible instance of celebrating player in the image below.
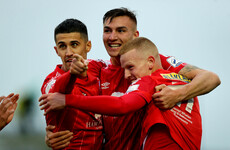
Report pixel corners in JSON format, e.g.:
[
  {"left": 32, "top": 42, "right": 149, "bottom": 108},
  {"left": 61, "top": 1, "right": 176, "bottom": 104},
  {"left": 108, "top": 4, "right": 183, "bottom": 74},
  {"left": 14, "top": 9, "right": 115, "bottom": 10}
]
[
  {"left": 40, "top": 37, "right": 203, "bottom": 149},
  {"left": 40, "top": 8, "right": 220, "bottom": 149},
  {"left": 40, "top": 19, "right": 106, "bottom": 149}
]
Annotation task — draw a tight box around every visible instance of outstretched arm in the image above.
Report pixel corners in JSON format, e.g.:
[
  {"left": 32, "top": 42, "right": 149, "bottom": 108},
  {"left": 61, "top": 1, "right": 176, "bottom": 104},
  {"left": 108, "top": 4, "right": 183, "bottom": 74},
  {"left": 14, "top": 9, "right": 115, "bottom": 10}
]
[
  {"left": 153, "top": 65, "right": 221, "bottom": 109},
  {"left": 66, "top": 92, "right": 147, "bottom": 115},
  {"left": 51, "top": 54, "right": 89, "bottom": 94},
  {"left": 39, "top": 92, "right": 147, "bottom": 115}
]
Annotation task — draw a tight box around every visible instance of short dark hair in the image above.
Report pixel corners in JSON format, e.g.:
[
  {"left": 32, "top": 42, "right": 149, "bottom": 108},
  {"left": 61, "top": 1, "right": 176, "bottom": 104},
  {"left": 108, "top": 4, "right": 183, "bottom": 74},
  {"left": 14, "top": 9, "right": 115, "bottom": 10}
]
[
  {"left": 103, "top": 7, "right": 137, "bottom": 25},
  {"left": 54, "top": 18, "right": 88, "bottom": 42}
]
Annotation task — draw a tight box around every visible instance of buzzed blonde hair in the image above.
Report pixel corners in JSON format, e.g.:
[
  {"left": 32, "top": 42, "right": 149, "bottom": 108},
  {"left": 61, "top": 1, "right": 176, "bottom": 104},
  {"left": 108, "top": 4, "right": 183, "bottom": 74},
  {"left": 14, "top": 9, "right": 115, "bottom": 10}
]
[{"left": 119, "top": 37, "right": 159, "bottom": 58}]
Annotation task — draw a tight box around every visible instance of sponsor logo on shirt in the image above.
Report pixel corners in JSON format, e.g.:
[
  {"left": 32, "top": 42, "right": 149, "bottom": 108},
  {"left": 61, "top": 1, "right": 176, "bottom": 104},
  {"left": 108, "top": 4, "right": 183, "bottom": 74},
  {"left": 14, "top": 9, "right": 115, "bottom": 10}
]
[
  {"left": 86, "top": 114, "right": 103, "bottom": 128},
  {"left": 101, "top": 82, "right": 110, "bottom": 89},
  {"left": 95, "top": 114, "right": 102, "bottom": 120},
  {"left": 166, "top": 56, "right": 182, "bottom": 68},
  {"left": 86, "top": 120, "right": 102, "bottom": 128},
  {"left": 160, "top": 73, "right": 191, "bottom": 83}
]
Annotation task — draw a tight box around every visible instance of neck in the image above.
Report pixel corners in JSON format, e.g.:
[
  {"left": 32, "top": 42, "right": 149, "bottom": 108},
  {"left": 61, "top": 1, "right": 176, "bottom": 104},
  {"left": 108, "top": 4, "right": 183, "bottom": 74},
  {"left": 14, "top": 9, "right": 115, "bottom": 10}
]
[
  {"left": 110, "top": 56, "right": 121, "bottom": 66},
  {"left": 152, "top": 65, "right": 163, "bottom": 73},
  {"left": 61, "top": 65, "right": 68, "bottom": 72}
]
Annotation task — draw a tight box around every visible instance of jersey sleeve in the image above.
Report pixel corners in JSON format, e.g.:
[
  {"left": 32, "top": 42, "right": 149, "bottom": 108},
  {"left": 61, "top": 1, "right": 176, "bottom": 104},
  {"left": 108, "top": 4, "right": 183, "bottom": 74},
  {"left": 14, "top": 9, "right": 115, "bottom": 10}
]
[
  {"left": 66, "top": 93, "right": 146, "bottom": 115},
  {"left": 65, "top": 76, "right": 156, "bottom": 115},
  {"left": 87, "top": 59, "right": 107, "bottom": 78},
  {"left": 41, "top": 78, "right": 49, "bottom": 94},
  {"left": 51, "top": 59, "right": 105, "bottom": 94},
  {"left": 160, "top": 54, "right": 187, "bottom": 73},
  {"left": 41, "top": 72, "right": 55, "bottom": 94},
  {"left": 126, "top": 76, "right": 157, "bottom": 104},
  {"left": 50, "top": 71, "right": 77, "bottom": 94}
]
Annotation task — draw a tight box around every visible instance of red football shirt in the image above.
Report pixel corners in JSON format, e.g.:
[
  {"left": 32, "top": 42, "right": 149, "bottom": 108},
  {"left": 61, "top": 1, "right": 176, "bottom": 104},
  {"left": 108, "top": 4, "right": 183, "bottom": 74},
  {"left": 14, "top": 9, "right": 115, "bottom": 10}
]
[
  {"left": 128, "top": 70, "right": 202, "bottom": 150},
  {"left": 51, "top": 55, "right": 187, "bottom": 149},
  {"left": 65, "top": 69, "right": 202, "bottom": 150},
  {"left": 99, "top": 54, "right": 187, "bottom": 150},
  {"left": 41, "top": 59, "right": 105, "bottom": 150}
]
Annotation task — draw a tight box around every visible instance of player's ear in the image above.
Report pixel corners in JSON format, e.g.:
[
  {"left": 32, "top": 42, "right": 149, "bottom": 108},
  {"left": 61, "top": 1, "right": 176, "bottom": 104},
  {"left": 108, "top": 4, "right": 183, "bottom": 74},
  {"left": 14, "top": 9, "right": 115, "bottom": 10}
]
[
  {"left": 86, "top": 41, "right": 92, "bottom": 53},
  {"left": 148, "top": 56, "right": 155, "bottom": 70},
  {"left": 54, "top": 46, "right": 60, "bottom": 56},
  {"left": 134, "top": 30, "right": 139, "bottom": 38}
]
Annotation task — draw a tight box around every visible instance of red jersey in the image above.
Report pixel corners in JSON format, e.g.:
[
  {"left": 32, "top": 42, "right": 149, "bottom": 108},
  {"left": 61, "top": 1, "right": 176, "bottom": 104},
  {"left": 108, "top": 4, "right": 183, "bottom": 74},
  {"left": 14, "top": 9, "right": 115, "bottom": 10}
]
[
  {"left": 99, "top": 54, "right": 187, "bottom": 150},
  {"left": 66, "top": 69, "right": 201, "bottom": 150},
  {"left": 126, "top": 69, "right": 202, "bottom": 150},
  {"left": 41, "top": 59, "right": 105, "bottom": 150}
]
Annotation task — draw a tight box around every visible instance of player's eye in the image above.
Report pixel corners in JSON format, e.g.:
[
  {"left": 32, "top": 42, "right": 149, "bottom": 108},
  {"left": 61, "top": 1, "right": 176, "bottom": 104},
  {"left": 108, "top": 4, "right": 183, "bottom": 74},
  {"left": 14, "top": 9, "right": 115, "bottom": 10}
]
[
  {"left": 104, "top": 28, "right": 111, "bottom": 33},
  {"left": 118, "top": 29, "right": 125, "bottom": 33},
  {"left": 59, "top": 44, "right": 66, "bottom": 49},
  {"left": 128, "top": 65, "right": 134, "bottom": 70},
  {"left": 72, "top": 43, "right": 78, "bottom": 47}
]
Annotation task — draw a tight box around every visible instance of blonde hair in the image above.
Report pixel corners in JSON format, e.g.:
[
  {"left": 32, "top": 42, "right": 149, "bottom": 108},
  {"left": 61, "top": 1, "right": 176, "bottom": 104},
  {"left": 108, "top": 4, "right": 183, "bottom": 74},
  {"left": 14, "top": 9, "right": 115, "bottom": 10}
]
[{"left": 119, "top": 37, "right": 159, "bottom": 59}]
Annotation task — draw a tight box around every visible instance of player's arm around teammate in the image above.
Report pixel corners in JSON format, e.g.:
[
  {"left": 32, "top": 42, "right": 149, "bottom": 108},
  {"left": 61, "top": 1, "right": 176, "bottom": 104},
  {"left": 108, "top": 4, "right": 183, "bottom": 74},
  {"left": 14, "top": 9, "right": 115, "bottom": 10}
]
[{"left": 153, "top": 65, "right": 220, "bottom": 109}]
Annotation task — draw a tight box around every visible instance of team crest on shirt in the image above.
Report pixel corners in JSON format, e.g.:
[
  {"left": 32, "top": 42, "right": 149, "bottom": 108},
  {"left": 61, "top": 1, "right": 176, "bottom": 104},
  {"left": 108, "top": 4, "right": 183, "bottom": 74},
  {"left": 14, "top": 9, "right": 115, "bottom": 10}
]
[
  {"left": 166, "top": 56, "right": 182, "bottom": 68},
  {"left": 101, "top": 82, "right": 110, "bottom": 89}
]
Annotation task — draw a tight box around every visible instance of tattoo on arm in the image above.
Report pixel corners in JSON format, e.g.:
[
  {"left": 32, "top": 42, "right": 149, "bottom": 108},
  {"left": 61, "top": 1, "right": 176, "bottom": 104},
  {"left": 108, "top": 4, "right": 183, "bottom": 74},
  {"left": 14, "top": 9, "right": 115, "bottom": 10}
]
[{"left": 179, "top": 64, "right": 201, "bottom": 79}]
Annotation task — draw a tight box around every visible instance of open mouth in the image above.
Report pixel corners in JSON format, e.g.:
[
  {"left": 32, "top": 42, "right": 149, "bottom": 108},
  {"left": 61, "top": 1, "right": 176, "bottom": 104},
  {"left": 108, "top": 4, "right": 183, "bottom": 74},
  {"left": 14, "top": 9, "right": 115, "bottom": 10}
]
[
  {"left": 109, "top": 43, "right": 121, "bottom": 48},
  {"left": 66, "top": 58, "right": 73, "bottom": 63}
]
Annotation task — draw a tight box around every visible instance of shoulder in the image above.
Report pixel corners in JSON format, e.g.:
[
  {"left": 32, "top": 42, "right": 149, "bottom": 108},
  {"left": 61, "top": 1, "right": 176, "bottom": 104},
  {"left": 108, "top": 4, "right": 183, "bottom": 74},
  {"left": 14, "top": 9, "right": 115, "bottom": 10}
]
[
  {"left": 126, "top": 76, "right": 155, "bottom": 94},
  {"left": 160, "top": 54, "right": 187, "bottom": 73},
  {"left": 88, "top": 59, "right": 110, "bottom": 67},
  {"left": 41, "top": 65, "right": 63, "bottom": 93}
]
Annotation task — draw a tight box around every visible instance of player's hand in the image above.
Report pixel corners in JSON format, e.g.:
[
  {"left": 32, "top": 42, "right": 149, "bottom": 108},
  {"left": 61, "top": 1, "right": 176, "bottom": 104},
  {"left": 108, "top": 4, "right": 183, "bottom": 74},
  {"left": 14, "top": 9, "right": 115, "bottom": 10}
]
[
  {"left": 0, "top": 93, "right": 19, "bottom": 130},
  {"left": 45, "top": 125, "right": 73, "bottom": 149},
  {"left": 6, "top": 94, "right": 19, "bottom": 124},
  {"left": 152, "top": 84, "right": 182, "bottom": 109},
  {"left": 39, "top": 93, "right": 66, "bottom": 115},
  {"left": 70, "top": 54, "right": 88, "bottom": 76}
]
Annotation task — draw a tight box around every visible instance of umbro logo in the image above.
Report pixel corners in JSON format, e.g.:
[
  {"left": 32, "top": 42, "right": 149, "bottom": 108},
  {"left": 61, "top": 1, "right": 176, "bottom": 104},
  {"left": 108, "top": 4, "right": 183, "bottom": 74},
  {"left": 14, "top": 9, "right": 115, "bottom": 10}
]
[{"left": 101, "top": 82, "right": 110, "bottom": 89}]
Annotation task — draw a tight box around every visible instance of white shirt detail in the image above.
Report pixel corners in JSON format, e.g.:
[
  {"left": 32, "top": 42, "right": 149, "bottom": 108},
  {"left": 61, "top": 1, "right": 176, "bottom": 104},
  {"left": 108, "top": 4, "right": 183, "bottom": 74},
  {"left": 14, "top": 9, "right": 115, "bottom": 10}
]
[
  {"left": 111, "top": 92, "right": 125, "bottom": 97},
  {"left": 126, "top": 84, "right": 140, "bottom": 93},
  {"left": 101, "top": 82, "right": 110, "bottom": 89},
  {"left": 166, "top": 56, "right": 182, "bottom": 68},
  {"left": 45, "top": 78, "right": 56, "bottom": 94}
]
